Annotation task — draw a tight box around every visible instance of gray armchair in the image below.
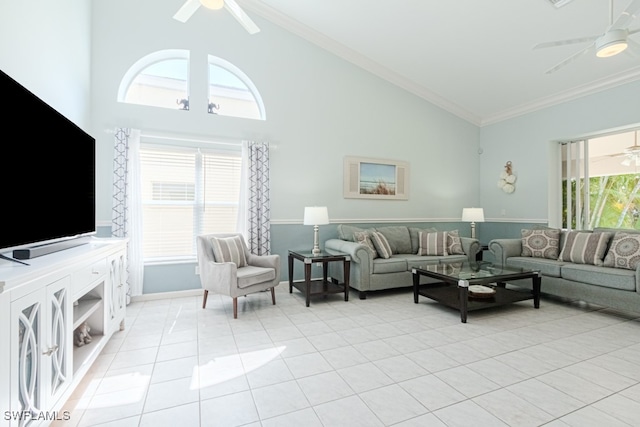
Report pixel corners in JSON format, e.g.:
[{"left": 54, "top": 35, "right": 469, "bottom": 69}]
[{"left": 196, "top": 233, "right": 281, "bottom": 318}]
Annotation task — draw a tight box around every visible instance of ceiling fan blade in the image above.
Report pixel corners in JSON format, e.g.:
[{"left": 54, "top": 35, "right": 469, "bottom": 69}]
[
  {"left": 625, "top": 37, "right": 640, "bottom": 56},
  {"left": 534, "top": 35, "right": 599, "bottom": 49},
  {"left": 608, "top": 0, "right": 640, "bottom": 30},
  {"left": 174, "top": 0, "right": 201, "bottom": 23},
  {"left": 544, "top": 44, "right": 594, "bottom": 74},
  {"left": 225, "top": 0, "right": 260, "bottom": 34}
]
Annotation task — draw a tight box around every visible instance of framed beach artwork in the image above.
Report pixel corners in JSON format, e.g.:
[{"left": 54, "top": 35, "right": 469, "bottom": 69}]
[{"left": 343, "top": 156, "right": 409, "bottom": 200}]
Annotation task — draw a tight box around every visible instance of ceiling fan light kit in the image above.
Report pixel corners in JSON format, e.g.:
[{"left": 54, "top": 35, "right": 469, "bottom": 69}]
[
  {"left": 173, "top": 0, "right": 260, "bottom": 34},
  {"left": 535, "top": 0, "right": 640, "bottom": 73},
  {"left": 620, "top": 131, "right": 640, "bottom": 166},
  {"left": 596, "top": 29, "right": 628, "bottom": 57},
  {"left": 200, "top": 0, "right": 224, "bottom": 10}
]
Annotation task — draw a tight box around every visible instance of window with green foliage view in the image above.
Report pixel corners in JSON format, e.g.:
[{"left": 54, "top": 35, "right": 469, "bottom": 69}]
[
  {"left": 562, "top": 174, "right": 640, "bottom": 230},
  {"left": 561, "top": 130, "right": 640, "bottom": 230}
]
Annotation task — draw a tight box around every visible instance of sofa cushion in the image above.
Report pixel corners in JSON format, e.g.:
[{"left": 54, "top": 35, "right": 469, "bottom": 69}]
[
  {"left": 337, "top": 224, "right": 373, "bottom": 241},
  {"left": 521, "top": 228, "right": 560, "bottom": 259},
  {"left": 603, "top": 232, "right": 640, "bottom": 270},
  {"left": 558, "top": 231, "right": 612, "bottom": 266},
  {"left": 353, "top": 231, "right": 378, "bottom": 258},
  {"left": 438, "top": 254, "right": 468, "bottom": 264},
  {"left": 418, "top": 231, "right": 448, "bottom": 256},
  {"left": 210, "top": 235, "right": 247, "bottom": 267},
  {"left": 372, "top": 256, "right": 408, "bottom": 274},
  {"left": 409, "top": 227, "right": 438, "bottom": 254},
  {"left": 447, "top": 230, "right": 465, "bottom": 255},
  {"left": 370, "top": 231, "right": 393, "bottom": 259},
  {"left": 560, "top": 263, "right": 636, "bottom": 291},
  {"left": 505, "top": 256, "right": 564, "bottom": 277},
  {"left": 403, "top": 254, "right": 440, "bottom": 268},
  {"left": 377, "top": 226, "right": 412, "bottom": 254}
]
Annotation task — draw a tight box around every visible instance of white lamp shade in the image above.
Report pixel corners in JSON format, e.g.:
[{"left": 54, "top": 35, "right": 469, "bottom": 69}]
[
  {"left": 462, "top": 207, "right": 485, "bottom": 222},
  {"left": 303, "top": 207, "right": 329, "bottom": 225}
]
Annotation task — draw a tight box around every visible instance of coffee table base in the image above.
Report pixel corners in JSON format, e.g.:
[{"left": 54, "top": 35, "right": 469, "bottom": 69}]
[{"left": 413, "top": 270, "right": 541, "bottom": 323}]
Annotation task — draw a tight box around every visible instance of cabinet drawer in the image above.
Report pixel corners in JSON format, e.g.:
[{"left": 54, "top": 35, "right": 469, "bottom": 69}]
[{"left": 72, "top": 259, "right": 108, "bottom": 297}]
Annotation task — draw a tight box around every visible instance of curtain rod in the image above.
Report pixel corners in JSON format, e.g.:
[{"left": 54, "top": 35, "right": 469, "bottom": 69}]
[
  {"left": 140, "top": 133, "right": 242, "bottom": 146},
  {"left": 104, "top": 128, "right": 243, "bottom": 146}
]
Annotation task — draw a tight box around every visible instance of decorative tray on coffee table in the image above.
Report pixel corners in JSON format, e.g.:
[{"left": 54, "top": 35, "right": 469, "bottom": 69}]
[{"left": 468, "top": 285, "right": 496, "bottom": 298}]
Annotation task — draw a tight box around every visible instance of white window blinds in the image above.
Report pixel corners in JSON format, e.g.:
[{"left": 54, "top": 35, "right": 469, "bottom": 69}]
[{"left": 140, "top": 143, "right": 242, "bottom": 261}]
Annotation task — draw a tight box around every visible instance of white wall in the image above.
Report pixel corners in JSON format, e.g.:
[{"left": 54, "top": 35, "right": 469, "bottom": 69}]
[
  {"left": 0, "top": 0, "right": 91, "bottom": 129},
  {"left": 89, "top": 0, "right": 480, "bottom": 226},
  {"left": 479, "top": 81, "right": 640, "bottom": 225}
]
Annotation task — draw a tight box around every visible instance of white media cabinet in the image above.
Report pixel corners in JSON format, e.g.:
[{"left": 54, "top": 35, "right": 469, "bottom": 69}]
[{"left": 0, "top": 238, "right": 127, "bottom": 427}]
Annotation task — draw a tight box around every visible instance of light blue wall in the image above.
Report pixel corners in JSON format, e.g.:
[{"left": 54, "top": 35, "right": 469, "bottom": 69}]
[
  {"left": 0, "top": 0, "right": 92, "bottom": 131},
  {"left": 88, "top": 0, "right": 481, "bottom": 293},
  {"left": 478, "top": 81, "right": 640, "bottom": 246}
]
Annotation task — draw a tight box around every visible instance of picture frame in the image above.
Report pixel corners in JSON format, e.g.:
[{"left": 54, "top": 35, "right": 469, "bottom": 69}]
[{"left": 343, "top": 156, "right": 409, "bottom": 200}]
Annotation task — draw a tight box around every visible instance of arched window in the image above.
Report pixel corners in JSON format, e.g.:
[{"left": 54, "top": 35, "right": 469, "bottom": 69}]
[
  {"left": 208, "top": 55, "right": 265, "bottom": 120},
  {"left": 118, "top": 49, "right": 190, "bottom": 110},
  {"left": 118, "top": 50, "right": 265, "bottom": 120}
]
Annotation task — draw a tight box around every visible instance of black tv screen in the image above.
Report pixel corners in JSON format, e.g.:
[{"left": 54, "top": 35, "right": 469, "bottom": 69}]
[{"left": 1, "top": 69, "right": 96, "bottom": 255}]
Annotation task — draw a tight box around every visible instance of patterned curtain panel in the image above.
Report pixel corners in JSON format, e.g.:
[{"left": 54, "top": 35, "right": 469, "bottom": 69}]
[
  {"left": 112, "top": 128, "right": 144, "bottom": 299},
  {"left": 243, "top": 141, "right": 271, "bottom": 255}
]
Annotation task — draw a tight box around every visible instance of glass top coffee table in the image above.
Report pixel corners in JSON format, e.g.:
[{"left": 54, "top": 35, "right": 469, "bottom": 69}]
[{"left": 412, "top": 262, "right": 541, "bottom": 323}]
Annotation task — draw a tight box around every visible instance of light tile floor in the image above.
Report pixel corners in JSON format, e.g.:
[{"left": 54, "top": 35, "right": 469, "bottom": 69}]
[{"left": 55, "top": 284, "right": 640, "bottom": 427}]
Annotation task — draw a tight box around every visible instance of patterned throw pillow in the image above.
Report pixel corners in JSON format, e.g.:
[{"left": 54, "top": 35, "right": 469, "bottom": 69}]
[
  {"left": 558, "top": 231, "right": 612, "bottom": 266},
  {"left": 353, "top": 231, "right": 378, "bottom": 258},
  {"left": 603, "top": 232, "right": 640, "bottom": 270},
  {"left": 210, "top": 235, "right": 247, "bottom": 267},
  {"left": 447, "top": 230, "right": 465, "bottom": 255},
  {"left": 417, "top": 231, "right": 449, "bottom": 256},
  {"left": 521, "top": 228, "right": 560, "bottom": 259},
  {"left": 370, "top": 231, "right": 392, "bottom": 259}
]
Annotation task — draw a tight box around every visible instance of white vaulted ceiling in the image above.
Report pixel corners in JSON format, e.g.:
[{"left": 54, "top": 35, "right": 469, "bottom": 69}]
[{"left": 237, "top": 0, "right": 640, "bottom": 126}]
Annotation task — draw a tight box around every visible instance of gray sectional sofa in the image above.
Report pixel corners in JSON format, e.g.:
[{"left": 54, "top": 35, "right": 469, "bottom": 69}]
[
  {"left": 324, "top": 224, "right": 480, "bottom": 299},
  {"left": 489, "top": 227, "right": 640, "bottom": 314}
]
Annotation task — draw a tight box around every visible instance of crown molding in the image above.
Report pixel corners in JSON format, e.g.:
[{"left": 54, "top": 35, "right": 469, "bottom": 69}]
[
  {"left": 239, "top": 1, "right": 640, "bottom": 128},
  {"left": 238, "top": 0, "right": 482, "bottom": 126},
  {"left": 482, "top": 66, "right": 640, "bottom": 126}
]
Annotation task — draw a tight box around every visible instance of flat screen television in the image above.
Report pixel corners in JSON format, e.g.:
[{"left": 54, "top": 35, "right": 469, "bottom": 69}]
[{"left": 1, "top": 69, "right": 96, "bottom": 262}]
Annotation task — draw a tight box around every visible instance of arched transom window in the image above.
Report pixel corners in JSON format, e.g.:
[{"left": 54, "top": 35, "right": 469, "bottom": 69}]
[{"left": 118, "top": 49, "right": 265, "bottom": 120}]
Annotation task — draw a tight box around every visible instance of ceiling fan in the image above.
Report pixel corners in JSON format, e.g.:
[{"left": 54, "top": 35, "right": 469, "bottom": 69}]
[
  {"left": 173, "top": 0, "right": 260, "bottom": 34},
  {"left": 534, "top": 0, "right": 640, "bottom": 74},
  {"left": 620, "top": 131, "right": 640, "bottom": 166}
]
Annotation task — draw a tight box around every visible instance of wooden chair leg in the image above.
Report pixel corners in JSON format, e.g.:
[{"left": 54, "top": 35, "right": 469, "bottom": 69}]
[
  {"left": 233, "top": 297, "right": 238, "bottom": 319},
  {"left": 202, "top": 290, "right": 208, "bottom": 309},
  {"left": 271, "top": 287, "right": 276, "bottom": 305}
]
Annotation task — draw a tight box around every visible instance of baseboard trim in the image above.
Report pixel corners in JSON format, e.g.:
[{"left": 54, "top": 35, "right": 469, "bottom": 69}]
[
  {"left": 131, "top": 289, "right": 201, "bottom": 303},
  {"left": 131, "top": 281, "right": 289, "bottom": 303}
]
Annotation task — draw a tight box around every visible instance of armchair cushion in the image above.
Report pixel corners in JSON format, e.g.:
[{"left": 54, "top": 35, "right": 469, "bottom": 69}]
[
  {"left": 237, "top": 266, "right": 277, "bottom": 289},
  {"left": 210, "top": 235, "right": 247, "bottom": 267}
]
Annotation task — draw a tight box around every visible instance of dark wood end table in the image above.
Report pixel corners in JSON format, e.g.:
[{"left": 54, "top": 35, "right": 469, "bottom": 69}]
[{"left": 288, "top": 250, "right": 350, "bottom": 307}]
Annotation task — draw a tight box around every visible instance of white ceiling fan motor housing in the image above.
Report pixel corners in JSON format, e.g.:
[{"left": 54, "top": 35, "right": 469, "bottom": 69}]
[{"left": 596, "top": 29, "right": 628, "bottom": 57}]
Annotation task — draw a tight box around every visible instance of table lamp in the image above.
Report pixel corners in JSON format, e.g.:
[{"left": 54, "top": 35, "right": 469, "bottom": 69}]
[
  {"left": 462, "top": 207, "right": 484, "bottom": 239},
  {"left": 303, "top": 206, "right": 329, "bottom": 255}
]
